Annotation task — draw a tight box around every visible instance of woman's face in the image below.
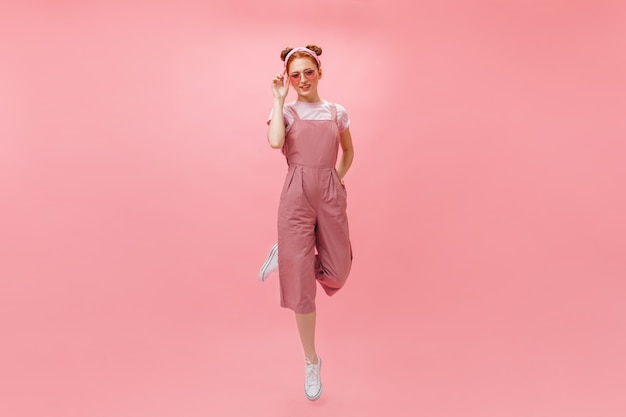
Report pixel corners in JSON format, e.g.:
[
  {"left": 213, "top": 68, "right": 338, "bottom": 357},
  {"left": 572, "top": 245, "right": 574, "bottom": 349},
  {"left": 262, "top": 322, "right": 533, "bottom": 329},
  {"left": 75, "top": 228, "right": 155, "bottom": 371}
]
[{"left": 287, "top": 57, "right": 322, "bottom": 100}]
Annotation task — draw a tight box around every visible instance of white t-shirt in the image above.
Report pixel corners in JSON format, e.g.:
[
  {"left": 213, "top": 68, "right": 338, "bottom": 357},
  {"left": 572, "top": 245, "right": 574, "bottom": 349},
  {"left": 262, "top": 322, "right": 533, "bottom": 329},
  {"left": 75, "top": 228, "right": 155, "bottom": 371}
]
[{"left": 268, "top": 100, "right": 350, "bottom": 133}]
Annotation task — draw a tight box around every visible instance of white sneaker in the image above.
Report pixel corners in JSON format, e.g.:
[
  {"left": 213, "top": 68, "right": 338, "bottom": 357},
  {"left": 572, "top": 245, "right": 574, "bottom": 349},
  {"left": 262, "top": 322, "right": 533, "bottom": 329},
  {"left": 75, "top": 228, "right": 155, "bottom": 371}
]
[
  {"left": 258, "top": 243, "right": 278, "bottom": 282},
  {"left": 304, "top": 356, "right": 322, "bottom": 401}
]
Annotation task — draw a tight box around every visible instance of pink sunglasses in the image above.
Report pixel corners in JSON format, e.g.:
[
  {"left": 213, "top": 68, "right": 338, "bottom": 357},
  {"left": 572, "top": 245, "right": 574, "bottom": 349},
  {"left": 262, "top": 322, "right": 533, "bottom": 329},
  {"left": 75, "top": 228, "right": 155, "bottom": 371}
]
[{"left": 289, "top": 69, "right": 318, "bottom": 82}]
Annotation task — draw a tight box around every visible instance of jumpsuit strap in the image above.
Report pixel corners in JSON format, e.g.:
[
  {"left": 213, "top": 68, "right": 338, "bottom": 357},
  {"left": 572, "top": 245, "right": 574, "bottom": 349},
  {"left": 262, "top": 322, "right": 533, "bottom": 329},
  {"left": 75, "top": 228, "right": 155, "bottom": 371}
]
[
  {"left": 329, "top": 103, "right": 337, "bottom": 122},
  {"left": 286, "top": 105, "right": 300, "bottom": 120}
]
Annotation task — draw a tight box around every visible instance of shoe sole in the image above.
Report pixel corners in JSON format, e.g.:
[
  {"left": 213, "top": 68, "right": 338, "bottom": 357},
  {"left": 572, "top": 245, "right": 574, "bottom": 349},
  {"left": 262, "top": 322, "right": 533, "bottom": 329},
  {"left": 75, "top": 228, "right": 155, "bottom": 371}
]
[
  {"left": 305, "top": 358, "right": 322, "bottom": 401},
  {"left": 258, "top": 243, "right": 278, "bottom": 282},
  {"left": 306, "top": 384, "right": 322, "bottom": 401}
]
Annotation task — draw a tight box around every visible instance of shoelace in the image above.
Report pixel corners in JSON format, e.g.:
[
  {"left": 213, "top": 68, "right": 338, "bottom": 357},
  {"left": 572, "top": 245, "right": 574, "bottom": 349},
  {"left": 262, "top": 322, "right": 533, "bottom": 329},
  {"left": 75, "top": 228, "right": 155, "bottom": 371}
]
[{"left": 305, "top": 362, "right": 320, "bottom": 387}]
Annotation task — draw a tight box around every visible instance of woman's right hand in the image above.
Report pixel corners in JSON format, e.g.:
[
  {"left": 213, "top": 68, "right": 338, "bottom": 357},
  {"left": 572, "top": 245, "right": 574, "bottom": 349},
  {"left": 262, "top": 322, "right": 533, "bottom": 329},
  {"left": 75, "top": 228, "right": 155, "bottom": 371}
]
[{"left": 272, "top": 72, "right": 289, "bottom": 99}]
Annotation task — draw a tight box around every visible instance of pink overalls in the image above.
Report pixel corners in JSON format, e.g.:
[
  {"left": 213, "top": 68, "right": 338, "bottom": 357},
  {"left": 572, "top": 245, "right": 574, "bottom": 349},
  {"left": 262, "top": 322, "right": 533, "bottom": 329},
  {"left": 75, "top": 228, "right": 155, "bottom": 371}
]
[{"left": 277, "top": 103, "right": 352, "bottom": 314}]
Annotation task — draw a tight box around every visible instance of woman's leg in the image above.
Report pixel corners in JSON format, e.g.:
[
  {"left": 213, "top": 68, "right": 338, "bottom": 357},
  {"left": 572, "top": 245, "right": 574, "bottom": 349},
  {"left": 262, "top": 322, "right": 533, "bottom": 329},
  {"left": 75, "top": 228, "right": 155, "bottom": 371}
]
[
  {"left": 315, "top": 174, "right": 352, "bottom": 296},
  {"left": 297, "top": 311, "right": 322, "bottom": 400},
  {"left": 295, "top": 312, "right": 318, "bottom": 364}
]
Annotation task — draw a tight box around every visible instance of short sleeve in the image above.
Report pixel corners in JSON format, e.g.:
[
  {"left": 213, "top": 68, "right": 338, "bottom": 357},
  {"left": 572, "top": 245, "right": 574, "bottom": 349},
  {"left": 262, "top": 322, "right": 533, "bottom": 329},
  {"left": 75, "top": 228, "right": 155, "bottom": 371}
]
[
  {"left": 335, "top": 103, "right": 351, "bottom": 132},
  {"left": 267, "top": 107, "right": 295, "bottom": 131}
]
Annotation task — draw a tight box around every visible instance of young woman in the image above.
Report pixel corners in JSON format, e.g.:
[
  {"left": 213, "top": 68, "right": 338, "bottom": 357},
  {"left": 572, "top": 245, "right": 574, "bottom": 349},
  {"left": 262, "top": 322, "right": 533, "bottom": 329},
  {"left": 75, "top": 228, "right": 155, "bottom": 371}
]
[{"left": 259, "top": 45, "right": 354, "bottom": 401}]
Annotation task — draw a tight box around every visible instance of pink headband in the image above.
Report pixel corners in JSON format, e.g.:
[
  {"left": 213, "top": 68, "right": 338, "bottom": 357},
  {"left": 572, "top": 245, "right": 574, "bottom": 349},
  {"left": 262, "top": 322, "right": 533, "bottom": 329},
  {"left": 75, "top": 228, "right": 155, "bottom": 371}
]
[{"left": 284, "top": 47, "right": 321, "bottom": 69}]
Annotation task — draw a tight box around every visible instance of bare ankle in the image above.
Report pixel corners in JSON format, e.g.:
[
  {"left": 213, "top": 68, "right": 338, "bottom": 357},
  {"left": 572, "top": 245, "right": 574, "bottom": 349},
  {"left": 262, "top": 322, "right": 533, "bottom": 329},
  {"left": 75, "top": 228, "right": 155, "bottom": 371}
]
[{"left": 306, "top": 355, "right": 319, "bottom": 365}]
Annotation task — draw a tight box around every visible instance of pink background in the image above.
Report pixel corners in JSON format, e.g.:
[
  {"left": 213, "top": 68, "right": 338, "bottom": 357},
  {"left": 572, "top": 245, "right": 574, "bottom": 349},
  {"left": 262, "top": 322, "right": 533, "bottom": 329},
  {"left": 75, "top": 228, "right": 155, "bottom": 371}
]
[{"left": 1, "top": 1, "right": 625, "bottom": 416}]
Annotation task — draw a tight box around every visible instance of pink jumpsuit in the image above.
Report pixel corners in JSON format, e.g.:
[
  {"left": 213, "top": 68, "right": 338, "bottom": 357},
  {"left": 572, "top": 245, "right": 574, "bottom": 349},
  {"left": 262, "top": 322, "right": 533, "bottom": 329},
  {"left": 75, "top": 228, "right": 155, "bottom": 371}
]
[{"left": 278, "top": 103, "right": 352, "bottom": 314}]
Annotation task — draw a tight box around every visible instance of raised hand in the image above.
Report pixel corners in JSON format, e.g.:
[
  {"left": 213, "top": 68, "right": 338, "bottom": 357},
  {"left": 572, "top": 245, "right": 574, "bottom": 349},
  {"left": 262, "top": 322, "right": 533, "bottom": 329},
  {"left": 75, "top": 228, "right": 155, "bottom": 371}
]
[{"left": 272, "top": 71, "right": 290, "bottom": 99}]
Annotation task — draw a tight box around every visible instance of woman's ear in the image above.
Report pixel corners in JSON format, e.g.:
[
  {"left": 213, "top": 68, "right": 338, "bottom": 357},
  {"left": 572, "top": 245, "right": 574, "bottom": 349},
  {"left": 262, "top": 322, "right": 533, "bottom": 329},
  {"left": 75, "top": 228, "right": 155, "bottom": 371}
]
[{"left": 318, "top": 68, "right": 323, "bottom": 79}]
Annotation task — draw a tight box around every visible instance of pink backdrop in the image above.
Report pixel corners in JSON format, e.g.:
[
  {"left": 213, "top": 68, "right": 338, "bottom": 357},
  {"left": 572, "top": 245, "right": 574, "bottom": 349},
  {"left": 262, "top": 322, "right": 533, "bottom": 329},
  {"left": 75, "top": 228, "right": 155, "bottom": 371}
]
[{"left": 1, "top": 1, "right": 625, "bottom": 416}]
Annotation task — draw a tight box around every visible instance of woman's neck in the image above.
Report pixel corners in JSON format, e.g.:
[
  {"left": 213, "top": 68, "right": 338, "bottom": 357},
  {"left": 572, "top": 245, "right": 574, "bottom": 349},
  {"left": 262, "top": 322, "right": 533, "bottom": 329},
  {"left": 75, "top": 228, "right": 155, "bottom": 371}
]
[{"left": 297, "top": 92, "right": 322, "bottom": 103}]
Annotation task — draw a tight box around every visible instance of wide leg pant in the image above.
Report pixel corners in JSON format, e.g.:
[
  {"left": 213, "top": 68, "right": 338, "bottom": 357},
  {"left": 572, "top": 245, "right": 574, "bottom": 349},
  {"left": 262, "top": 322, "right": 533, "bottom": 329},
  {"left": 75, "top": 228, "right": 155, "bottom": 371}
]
[{"left": 277, "top": 165, "right": 352, "bottom": 313}]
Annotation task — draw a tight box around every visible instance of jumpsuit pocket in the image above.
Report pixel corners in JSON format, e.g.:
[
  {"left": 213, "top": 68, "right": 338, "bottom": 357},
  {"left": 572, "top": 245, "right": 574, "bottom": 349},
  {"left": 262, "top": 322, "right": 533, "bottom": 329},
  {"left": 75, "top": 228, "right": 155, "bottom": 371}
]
[
  {"left": 332, "top": 170, "right": 347, "bottom": 199},
  {"left": 337, "top": 170, "right": 347, "bottom": 189},
  {"left": 339, "top": 180, "right": 347, "bottom": 197},
  {"left": 340, "top": 182, "right": 347, "bottom": 199},
  {"left": 281, "top": 168, "right": 298, "bottom": 198}
]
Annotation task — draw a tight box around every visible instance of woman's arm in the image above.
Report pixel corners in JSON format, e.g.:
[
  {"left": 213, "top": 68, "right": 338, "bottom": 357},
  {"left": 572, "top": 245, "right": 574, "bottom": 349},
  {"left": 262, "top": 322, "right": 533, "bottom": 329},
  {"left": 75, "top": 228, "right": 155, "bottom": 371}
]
[
  {"left": 267, "top": 98, "right": 286, "bottom": 149},
  {"left": 336, "top": 127, "right": 354, "bottom": 183},
  {"left": 267, "top": 72, "right": 289, "bottom": 149}
]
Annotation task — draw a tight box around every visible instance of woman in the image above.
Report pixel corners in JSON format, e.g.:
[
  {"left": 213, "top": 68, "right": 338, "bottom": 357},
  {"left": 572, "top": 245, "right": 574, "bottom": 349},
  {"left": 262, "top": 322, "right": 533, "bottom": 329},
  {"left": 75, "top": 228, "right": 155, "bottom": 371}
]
[{"left": 259, "top": 44, "right": 354, "bottom": 401}]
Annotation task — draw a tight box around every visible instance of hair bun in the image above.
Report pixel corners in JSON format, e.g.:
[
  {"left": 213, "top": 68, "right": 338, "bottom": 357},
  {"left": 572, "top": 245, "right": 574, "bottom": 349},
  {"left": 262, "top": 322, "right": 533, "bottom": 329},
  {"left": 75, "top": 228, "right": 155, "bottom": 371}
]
[
  {"left": 306, "top": 44, "right": 322, "bottom": 56},
  {"left": 280, "top": 47, "right": 294, "bottom": 62}
]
